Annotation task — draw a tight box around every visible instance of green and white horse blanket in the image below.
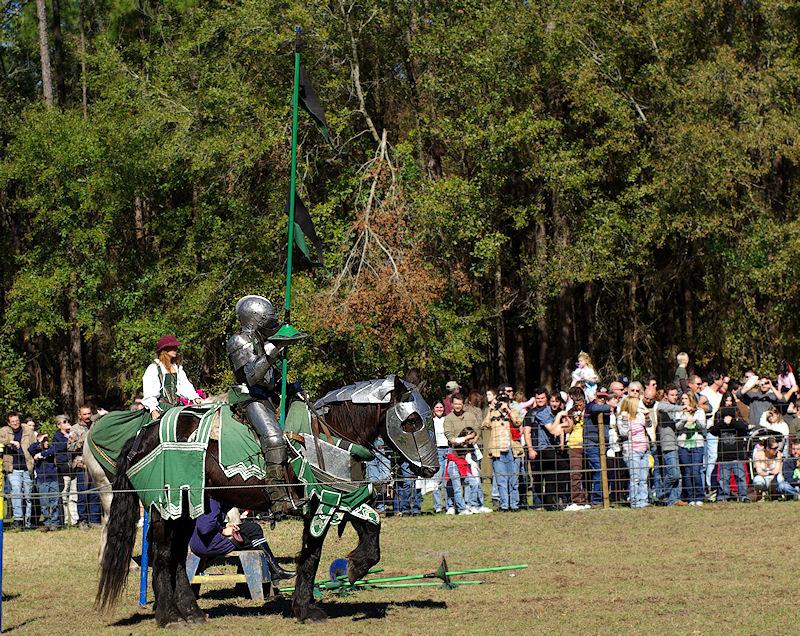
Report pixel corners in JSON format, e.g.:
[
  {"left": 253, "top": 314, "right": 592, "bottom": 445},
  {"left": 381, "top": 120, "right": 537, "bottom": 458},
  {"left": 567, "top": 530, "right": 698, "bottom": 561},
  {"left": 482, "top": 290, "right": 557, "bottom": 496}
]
[{"left": 90, "top": 401, "right": 381, "bottom": 534}]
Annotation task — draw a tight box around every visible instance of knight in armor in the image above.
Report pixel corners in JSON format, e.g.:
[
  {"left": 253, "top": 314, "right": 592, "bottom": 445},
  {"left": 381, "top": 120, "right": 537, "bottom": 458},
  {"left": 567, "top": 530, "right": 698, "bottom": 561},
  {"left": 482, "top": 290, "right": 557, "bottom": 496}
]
[{"left": 226, "top": 295, "right": 306, "bottom": 468}]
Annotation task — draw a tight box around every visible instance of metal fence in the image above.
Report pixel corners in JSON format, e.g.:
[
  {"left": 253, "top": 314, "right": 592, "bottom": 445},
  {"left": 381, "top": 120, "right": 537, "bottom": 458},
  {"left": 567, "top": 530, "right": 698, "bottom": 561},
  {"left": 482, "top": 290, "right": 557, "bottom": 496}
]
[{"left": 2, "top": 432, "right": 797, "bottom": 529}]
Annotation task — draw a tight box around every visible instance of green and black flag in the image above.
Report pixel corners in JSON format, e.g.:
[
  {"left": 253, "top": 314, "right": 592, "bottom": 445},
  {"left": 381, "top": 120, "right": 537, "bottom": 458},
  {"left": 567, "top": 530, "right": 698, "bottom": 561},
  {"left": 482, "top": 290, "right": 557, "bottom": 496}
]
[
  {"left": 286, "top": 191, "right": 324, "bottom": 265},
  {"left": 299, "top": 66, "right": 332, "bottom": 146}
]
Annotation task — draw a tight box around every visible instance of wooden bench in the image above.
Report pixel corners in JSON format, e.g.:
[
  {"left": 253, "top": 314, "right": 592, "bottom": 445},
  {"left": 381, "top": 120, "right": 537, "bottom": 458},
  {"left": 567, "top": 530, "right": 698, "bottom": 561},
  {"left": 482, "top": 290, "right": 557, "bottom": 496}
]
[{"left": 186, "top": 550, "right": 274, "bottom": 601}]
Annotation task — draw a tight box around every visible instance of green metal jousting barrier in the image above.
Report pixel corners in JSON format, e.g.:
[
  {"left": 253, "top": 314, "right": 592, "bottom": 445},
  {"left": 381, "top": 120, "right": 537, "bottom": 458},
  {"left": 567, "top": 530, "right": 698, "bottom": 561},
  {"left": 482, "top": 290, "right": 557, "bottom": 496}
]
[
  {"left": 279, "top": 558, "right": 527, "bottom": 596},
  {"left": 336, "top": 562, "right": 527, "bottom": 590}
]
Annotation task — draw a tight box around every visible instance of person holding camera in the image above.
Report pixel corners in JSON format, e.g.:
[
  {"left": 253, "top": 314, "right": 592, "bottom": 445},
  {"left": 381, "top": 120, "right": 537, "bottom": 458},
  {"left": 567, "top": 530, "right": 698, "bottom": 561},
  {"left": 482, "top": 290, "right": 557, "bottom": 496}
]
[
  {"left": 28, "top": 432, "right": 61, "bottom": 531},
  {"left": 0, "top": 412, "right": 37, "bottom": 530},
  {"left": 736, "top": 375, "right": 783, "bottom": 429},
  {"left": 482, "top": 388, "right": 524, "bottom": 512}
]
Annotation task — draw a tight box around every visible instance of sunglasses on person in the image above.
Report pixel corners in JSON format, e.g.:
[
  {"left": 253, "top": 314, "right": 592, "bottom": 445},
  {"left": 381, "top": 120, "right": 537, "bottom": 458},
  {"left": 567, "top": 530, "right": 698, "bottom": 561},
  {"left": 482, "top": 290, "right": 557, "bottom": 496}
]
[{"left": 769, "top": 445, "right": 780, "bottom": 451}]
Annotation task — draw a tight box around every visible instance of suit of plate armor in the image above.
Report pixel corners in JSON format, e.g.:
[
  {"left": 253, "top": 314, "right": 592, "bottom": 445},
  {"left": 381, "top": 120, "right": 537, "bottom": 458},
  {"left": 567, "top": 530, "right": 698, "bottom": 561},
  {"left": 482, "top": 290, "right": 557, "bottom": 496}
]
[{"left": 226, "top": 295, "right": 288, "bottom": 466}]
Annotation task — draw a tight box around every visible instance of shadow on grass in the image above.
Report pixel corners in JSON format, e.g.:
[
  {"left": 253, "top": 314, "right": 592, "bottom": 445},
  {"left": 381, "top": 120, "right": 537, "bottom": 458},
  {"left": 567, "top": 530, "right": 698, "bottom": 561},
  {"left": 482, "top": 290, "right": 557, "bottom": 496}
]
[
  {"left": 111, "top": 598, "right": 448, "bottom": 626},
  {"left": 208, "top": 597, "right": 448, "bottom": 622},
  {"left": 1, "top": 593, "right": 19, "bottom": 601},
  {"left": 110, "top": 612, "right": 152, "bottom": 627},
  {"left": 2, "top": 617, "right": 39, "bottom": 632}
]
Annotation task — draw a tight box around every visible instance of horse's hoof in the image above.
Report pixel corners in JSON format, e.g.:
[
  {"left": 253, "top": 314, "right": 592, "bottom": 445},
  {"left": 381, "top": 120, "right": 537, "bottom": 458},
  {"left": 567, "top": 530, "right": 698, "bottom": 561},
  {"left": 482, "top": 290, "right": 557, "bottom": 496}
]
[
  {"left": 186, "top": 612, "right": 208, "bottom": 625},
  {"left": 296, "top": 605, "right": 328, "bottom": 623}
]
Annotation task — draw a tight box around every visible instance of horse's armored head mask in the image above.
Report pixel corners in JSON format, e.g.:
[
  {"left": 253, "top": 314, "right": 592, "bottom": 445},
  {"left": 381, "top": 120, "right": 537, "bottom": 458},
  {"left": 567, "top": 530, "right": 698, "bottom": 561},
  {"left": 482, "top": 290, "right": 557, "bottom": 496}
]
[{"left": 384, "top": 376, "right": 439, "bottom": 478}]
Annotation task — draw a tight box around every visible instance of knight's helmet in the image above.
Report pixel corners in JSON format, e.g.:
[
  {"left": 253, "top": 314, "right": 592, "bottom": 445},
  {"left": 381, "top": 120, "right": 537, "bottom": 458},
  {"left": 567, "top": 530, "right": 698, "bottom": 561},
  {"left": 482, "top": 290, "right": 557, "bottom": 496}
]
[{"left": 235, "top": 295, "right": 280, "bottom": 339}]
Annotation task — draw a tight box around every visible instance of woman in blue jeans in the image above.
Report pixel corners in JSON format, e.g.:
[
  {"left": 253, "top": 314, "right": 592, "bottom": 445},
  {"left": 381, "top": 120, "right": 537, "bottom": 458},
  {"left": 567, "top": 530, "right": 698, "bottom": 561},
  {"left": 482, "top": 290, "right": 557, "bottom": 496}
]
[
  {"left": 617, "top": 397, "right": 651, "bottom": 509},
  {"left": 430, "top": 402, "right": 456, "bottom": 513},
  {"left": 676, "top": 392, "right": 707, "bottom": 506}
]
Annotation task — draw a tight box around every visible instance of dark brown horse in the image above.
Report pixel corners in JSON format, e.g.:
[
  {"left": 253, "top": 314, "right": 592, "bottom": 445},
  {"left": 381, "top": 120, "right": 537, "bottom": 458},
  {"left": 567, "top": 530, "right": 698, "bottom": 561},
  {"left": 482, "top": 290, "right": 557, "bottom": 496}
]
[{"left": 95, "top": 376, "right": 437, "bottom": 626}]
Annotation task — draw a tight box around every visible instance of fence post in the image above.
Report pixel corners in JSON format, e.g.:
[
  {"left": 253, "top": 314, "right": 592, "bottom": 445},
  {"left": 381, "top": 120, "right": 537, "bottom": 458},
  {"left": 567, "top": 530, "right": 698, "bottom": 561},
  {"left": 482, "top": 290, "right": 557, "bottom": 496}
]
[
  {"left": 0, "top": 443, "right": 4, "bottom": 632},
  {"left": 139, "top": 508, "right": 149, "bottom": 607},
  {"left": 598, "top": 414, "right": 610, "bottom": 509}
]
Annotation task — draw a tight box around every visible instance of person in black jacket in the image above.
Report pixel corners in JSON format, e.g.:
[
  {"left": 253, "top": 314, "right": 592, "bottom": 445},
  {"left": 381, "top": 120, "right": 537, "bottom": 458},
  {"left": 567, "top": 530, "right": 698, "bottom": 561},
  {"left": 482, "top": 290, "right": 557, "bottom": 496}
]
[
  {"left": 28, "top": 433, "right": 61, "bottom": 530},
  {"left": 707, "top": 392, "right": 750, "bottom": 502},
  {"left": 584, "top": 393, "right": 611, "bottom": 506},
  {"left": 52, "top": 415, "right": 77, "bottom": 526}
]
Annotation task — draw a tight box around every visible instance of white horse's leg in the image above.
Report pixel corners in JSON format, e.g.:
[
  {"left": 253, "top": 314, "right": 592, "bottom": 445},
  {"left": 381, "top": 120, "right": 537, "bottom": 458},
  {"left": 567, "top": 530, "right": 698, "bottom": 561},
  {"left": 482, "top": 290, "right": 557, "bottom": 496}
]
[{"left": 82, "top": 440, "right": 115, "bottom": 564}]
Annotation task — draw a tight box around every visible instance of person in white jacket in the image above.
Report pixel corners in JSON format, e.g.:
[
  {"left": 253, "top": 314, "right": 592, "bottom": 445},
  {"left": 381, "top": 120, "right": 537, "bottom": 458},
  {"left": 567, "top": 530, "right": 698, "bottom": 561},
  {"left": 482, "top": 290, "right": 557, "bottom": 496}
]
[{"left": 142, "top": 334, "right": 201, "bottom": 419}]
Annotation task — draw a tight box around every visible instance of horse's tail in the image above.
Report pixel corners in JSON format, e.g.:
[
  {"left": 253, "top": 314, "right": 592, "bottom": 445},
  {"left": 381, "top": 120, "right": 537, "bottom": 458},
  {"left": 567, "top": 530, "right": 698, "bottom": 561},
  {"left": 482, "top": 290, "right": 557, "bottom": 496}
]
[{"left": 95, "top": 436, "right": 141, "bottom": 612}]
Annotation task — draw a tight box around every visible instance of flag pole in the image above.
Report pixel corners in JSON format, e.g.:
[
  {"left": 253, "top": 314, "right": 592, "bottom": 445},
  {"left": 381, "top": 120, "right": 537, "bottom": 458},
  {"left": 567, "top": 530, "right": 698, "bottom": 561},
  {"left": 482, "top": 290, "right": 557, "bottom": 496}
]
[{"left": 279, "top": 26, "right": 302, "bottom": 429}]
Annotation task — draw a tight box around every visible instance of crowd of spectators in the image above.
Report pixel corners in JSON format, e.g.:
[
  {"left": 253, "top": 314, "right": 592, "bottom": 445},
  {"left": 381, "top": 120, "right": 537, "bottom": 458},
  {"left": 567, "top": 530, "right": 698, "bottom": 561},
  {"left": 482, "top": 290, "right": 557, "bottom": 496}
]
[
  {"left": 0, "top": 407, "right": 102, "bottom": 531},
  {"left": 7, "top": 351, "right": 800, "bottom": 526},
  {"left": 381, "top": 352, "right": 800, "bottom": 515}
]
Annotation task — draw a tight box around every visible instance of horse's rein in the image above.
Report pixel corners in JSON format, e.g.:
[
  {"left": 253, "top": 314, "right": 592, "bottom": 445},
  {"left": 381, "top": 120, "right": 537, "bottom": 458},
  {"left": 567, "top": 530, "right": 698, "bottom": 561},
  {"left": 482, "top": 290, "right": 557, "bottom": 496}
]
[{"left": 299, "top": 395, "right": 396, "bottom": 476}]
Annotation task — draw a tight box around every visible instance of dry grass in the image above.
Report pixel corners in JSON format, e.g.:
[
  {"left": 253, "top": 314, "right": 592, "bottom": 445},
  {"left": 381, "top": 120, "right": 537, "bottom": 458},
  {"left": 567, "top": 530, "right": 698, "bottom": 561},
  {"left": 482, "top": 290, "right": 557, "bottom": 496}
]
[{"left": 3, "top": 502, "right": 797, "bottom": 634}]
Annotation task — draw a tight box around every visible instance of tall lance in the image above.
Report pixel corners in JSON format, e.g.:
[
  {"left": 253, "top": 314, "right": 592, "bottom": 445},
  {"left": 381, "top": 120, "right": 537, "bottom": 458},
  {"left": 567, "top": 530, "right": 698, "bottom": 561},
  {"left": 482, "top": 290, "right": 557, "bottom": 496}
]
[{"left": 278, "top": 26, "right": 303, "bottom": 430}]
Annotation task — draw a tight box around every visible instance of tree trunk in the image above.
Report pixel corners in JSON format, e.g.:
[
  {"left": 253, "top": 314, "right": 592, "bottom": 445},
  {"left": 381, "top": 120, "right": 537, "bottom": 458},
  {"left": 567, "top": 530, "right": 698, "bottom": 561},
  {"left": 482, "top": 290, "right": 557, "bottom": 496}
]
[
  {"left": 35, "top": 0, "right": 54, "bottom": 108},
  {"left": 534, "top": 220, "right": 554, "bottom": 389},
  {"left": 51, "top": 0, "right": 66, "bottom": 107},
  {"left": 134, "top": 195, "right": 145, "bottom": 240},
  {"left": 494, "top": 261, "right": 507, "bottom": 383},
  {"left": 585, "top": 281, "right": 597, "bottom": 354},
  {"left": 69, "top": 297, "right": 84, "bottom": 413},
  {"left": 622, "top": 276, "right": 638, "bottom": 372},
  {"left": 22, "top": 332, "right": 43, "bottom": 395},
  {"left": 537, "top": 312, "right": 554, "bottom": 390},
  {"left": 557, "top": 285, "right": 575, "bottom": 386},
  {"left": 79, "top": 0, "right": 88, "bottom": 118},
  {"left": 68, "top": 272, "right": 84, "bottom": 412},
  {"left": 683, "top": 285, "right": 694, "bottom": 343},
  {"left": 58, "top": 346, "right": 73, "bottom": 413},
  {"left": 551, "top": 186, "right": 574, "bottom": 386},
  {"left": 513, "top": 328, "right": 526, "bottom": 394}
]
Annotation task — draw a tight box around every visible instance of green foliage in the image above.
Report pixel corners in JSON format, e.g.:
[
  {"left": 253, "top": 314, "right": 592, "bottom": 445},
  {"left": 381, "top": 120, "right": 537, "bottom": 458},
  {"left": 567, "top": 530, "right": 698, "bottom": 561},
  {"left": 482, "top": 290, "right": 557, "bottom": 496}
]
[
  {"left": 3, "top": 0, "right": 800, "bottom": 420},
  {"left": 0, "top": 336, "right": 30, "bottom": 414}
]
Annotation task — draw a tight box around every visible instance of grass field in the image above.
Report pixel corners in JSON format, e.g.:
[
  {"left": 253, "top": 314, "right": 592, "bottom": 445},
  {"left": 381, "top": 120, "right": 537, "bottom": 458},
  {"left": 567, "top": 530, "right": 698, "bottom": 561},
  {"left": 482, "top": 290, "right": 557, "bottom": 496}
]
[{"left": 3, "top": 502, "right": 797, "bottom": 635}]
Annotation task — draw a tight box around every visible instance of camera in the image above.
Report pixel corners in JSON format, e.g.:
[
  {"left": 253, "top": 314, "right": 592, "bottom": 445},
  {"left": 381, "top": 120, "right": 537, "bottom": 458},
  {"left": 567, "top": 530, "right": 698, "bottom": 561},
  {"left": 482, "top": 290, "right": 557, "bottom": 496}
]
[{"left": 495, "top": 394, "right": 511, "bottom": 404}]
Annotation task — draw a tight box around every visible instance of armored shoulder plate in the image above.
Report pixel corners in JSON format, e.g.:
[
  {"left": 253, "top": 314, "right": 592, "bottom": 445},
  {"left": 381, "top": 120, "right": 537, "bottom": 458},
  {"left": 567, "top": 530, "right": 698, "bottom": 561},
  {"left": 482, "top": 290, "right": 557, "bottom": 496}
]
[
  {"left": 314, "top": 375, "right": 403, "bottom": 410},
  {"left": 226, "top": 332, "right": 254, "bottom": 372}
]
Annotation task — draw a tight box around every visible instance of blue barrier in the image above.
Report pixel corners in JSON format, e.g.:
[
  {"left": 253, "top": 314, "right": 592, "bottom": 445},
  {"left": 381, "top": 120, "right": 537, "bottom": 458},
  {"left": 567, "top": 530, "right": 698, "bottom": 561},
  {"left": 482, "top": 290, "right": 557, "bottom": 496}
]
[{"left": 139, "top": 509, "right": 149, "bottom": 607}]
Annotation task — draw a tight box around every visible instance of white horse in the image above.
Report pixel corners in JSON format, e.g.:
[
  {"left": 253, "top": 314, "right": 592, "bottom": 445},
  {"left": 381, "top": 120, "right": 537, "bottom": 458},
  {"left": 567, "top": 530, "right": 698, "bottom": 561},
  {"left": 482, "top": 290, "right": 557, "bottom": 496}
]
[{"left": 83, "top": 438, "right": 122, "bottom": 565}]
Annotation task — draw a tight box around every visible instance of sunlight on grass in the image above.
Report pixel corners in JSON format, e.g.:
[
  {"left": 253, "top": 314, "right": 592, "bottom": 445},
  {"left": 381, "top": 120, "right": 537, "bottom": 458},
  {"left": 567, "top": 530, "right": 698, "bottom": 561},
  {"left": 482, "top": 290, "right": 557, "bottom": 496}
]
[{"left": 2, "top": 503, "right": 797, "bottom": 634}]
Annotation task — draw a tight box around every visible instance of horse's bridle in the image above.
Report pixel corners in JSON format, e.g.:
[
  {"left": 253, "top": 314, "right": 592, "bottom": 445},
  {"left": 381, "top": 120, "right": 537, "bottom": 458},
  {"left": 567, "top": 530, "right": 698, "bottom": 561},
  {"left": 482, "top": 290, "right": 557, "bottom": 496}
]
[{"left": 300, "top": 395, "right": 396, "bottom": 475}]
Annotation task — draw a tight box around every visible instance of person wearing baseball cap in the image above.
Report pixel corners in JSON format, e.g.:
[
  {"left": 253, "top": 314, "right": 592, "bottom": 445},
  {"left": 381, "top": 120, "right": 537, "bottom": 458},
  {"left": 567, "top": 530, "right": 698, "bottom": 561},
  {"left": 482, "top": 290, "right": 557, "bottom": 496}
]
[
  {"left": 443, "top": 380, "right": 461, "bottom": 415},
  {"left": 141, "top": 334, "right": 202, "bottom": 419}
]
